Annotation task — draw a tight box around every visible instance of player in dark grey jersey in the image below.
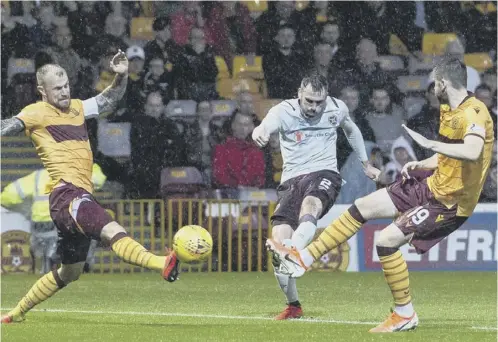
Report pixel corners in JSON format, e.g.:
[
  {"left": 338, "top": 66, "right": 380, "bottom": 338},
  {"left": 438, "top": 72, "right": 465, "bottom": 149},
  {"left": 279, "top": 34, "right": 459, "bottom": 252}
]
[{"left": 252, "top": 74, "right": 380, "bottom": 319}]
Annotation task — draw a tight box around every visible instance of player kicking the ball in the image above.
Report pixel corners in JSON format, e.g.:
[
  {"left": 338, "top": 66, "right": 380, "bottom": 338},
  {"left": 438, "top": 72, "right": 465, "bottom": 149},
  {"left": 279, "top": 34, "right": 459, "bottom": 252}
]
[
  {"left": 0, "top": 50, "right": 179, "bottom": 324},
  {"left": 252, "top": 74, "right": 380, "bottom": 320},
  {"left": 267, "top": 58, "right": 494, "bottom": 331}
]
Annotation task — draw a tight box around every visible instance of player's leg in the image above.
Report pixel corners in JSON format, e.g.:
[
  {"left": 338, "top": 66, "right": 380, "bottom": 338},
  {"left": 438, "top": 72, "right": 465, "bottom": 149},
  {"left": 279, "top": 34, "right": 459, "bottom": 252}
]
[
  {"left": 369, "top": 222, "right": 418, "bottom": 333},
  {"left": 267, "top": 188, "right": 399, "bottom": 277},
  {"left": 291, "top": 196, "right": 322, "bottom": 248},
  {"left": 370, "top": 203, "right": 465, "bottom": 333},
  {"left": 65, "top": 192, "right": 178, "bottom": 282},
  {"left": 271, "top": 224, "right": 303, "bottom": 319},
  {"left": 303, "top": 188, "right": 399, "bottom": 266},
  {"left": 269, "top": 179, "right": 303, "bottom": 319},
  {"left": 1, "top": 234, "right": 89, "bottom": 323}
]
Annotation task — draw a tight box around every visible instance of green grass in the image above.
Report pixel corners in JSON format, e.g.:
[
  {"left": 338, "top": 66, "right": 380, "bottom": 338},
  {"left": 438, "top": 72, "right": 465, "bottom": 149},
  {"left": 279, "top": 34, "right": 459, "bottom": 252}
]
[{"left": 1, "top": 272, "right": 496, "bottom": 341}]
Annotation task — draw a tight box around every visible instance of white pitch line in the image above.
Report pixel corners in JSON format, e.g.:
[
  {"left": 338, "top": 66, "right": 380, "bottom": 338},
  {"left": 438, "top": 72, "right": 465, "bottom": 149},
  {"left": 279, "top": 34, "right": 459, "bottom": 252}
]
[
  {"left": 471, "top": 326, "right": 498, "bottom": 331},
  {"left": 1, "top": 308, "right": 496, "bottom": 331}
]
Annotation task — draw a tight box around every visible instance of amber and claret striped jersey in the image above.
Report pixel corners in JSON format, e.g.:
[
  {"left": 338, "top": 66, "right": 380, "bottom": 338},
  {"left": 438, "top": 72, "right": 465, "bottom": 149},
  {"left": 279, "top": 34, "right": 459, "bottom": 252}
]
[
  {"left": 427, "top": 96, "right": 495, "bottom": 217},
  {"left": 16, "top": 100, "right": 94, "bottom": 194}
]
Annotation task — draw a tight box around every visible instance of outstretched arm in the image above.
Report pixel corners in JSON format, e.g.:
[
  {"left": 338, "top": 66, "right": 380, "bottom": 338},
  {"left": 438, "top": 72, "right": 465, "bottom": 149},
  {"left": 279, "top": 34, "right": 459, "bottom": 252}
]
[
  {"left": 1, "top": 117, "right": 25, "bottom": 136},
  {"left": 84, "top": 50, "right": 129, "bottom": 118},
  {"left": 403, "top": 124, "right": 484, "bottom": 161}
]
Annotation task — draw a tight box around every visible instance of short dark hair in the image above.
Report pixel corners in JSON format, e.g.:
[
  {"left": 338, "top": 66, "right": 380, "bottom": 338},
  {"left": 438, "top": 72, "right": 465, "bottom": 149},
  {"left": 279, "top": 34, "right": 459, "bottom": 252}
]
[
  {"left": 300, "top": 74, "right": 328, "bottom": 93},
  {"left": 475, "top": 83, "right": 492, "bottom": 93},
  {"left": 433, "top": 57, "right": 467, "bottom": 90}
]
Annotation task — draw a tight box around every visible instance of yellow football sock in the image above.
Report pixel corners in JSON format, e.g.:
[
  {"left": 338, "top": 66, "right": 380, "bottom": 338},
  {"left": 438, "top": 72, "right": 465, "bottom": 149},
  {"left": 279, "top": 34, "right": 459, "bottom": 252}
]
[
  {"left": 379, "top": 249, "right": 412, "bottom": 306},
  {"left": 112, "top": 236, "right": 165, "bottom": 271},
  {"left": 306, "top": 209, "right": 363, "bottom": 260},
  {"left": 11, "top": 271, "right": 62, "bottom": 317}
]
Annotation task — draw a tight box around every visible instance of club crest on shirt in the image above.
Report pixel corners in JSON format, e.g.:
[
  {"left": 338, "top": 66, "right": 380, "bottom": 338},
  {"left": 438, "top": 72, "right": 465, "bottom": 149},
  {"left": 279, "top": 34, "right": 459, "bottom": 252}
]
[{"left": 329, "top": 115, "right": 338, "bottom": 126}]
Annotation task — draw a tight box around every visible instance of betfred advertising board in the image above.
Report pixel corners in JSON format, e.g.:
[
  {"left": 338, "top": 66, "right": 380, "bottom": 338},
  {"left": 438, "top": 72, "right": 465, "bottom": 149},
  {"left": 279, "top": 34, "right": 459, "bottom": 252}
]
[{"left": 359, "top": 204, "right": 497, "bottom": 271}]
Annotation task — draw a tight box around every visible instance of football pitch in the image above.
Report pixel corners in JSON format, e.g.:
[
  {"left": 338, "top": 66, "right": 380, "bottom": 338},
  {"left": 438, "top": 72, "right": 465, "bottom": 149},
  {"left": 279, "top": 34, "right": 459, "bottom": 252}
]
[{"left": 1, "top": 272, "right": 496, "bottom": 341}]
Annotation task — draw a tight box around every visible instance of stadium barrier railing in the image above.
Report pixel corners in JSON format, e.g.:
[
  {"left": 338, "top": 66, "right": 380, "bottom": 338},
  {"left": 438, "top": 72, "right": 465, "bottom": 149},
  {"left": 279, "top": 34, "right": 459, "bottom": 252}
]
[{"left": 95, "top": 199, "right": 276, "bottom": 273}]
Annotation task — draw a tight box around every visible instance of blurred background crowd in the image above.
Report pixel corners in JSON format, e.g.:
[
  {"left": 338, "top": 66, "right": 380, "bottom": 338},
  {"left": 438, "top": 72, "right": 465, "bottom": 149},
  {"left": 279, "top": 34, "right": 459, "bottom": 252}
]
[{"left": 1, "top": 1, "right": 497, "bottom": 204}]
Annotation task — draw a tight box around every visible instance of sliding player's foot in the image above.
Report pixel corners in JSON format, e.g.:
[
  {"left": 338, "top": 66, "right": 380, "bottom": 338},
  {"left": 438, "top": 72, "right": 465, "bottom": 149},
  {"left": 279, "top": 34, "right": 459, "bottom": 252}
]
[
  {"left": 266, "top": 239, "right": 307, "bottom": 278},
  {"left": 162, "top": 249, "right": 179, "bottom": 282},
  {"left": 1, "top": 312, "right": 25, "bottom": 324},
  {"left": 274, "top": 305, "right": 303, "bottom": 320},
  {"left": 369, "top": 309, "right": 418, "bottom": 333}
]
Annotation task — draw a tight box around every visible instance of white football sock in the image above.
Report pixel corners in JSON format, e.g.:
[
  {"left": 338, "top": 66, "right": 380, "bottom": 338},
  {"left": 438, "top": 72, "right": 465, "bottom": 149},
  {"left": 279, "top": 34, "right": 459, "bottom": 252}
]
[
  {"left": 394, "top": 302, "right": 414, "bottom": 317},
  {"left": 291, "top": 221, "right": 317, "bottom": 250},
  {"left": 274, "top": 271, "right": 299, "bottom": 304},
  {"left": 298, "top": 248, "right": 315, "bottom": 268}
]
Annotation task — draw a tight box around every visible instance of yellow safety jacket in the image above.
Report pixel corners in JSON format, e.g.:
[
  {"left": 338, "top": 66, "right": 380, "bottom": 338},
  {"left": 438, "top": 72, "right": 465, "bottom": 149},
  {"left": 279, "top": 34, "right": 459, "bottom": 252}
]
[{"left": 0, "top": 164, "right": 107, "bottom": 223}]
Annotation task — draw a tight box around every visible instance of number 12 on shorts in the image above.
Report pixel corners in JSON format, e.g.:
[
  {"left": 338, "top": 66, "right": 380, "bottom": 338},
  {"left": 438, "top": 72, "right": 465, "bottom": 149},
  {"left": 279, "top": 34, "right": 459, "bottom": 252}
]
[{"left": 407, "top": 206, "right": 429, "bottom": 225}]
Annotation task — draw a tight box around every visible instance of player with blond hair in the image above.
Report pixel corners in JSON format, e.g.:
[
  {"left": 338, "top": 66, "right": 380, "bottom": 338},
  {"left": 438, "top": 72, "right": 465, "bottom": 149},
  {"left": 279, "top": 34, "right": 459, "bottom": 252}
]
[{"left": 1, "top": 50, "right": 179, "bottom": 324}]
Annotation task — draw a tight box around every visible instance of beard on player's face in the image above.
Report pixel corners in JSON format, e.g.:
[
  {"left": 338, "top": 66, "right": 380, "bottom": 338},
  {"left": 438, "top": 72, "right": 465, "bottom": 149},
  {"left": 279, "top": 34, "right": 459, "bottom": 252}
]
[{"left": 434, "top": 80, "right": 449, "bottom": 104}]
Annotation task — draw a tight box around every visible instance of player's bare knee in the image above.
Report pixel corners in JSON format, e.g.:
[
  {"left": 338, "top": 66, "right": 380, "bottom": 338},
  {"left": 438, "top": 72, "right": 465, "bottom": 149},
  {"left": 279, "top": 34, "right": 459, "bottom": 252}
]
[
  {"left": 354, "top": 189, "right": 398, "bottom": 220},
  {"left": 271, "top": 224, "right": 293, "bottom": 243},
  {"left": 100, "top": 221, "right": 127, "bottom": 243},
  {"left": 376, "top": 224, "right": 410, "bottom": 249},
  {"left": 57, "top": 263, "right": 84, "bottom": 284},
  {"left": 299, "top": 196, "right": 323, "bottom": 219}
]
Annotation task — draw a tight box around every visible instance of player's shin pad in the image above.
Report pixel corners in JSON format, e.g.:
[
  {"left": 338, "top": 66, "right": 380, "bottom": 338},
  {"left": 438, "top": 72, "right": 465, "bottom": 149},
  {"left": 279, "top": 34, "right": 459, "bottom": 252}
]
[
  {"left": 12, "top": 270, "right": 65, "bottom": 317},
  {"left": 306, "top": 207, "right": 363, "bottom": 261},
  {"left": 111, "top": 234, "right": 164, "bottom": 271},
  {"left": 377, "top": 247, "right": 411, "bottom": 306}
]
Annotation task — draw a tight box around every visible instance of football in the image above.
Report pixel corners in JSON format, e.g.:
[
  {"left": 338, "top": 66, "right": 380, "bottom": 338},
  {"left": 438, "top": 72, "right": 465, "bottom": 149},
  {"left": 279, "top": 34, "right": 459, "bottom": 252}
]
[{"left": 172, "top": 225, "right": 213, "bottom": 263}]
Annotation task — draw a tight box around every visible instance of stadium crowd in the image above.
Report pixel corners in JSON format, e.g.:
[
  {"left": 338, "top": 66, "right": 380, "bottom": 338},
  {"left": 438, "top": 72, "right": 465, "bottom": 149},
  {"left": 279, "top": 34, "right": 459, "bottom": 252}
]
[{"left": 1, "top": 1, "right": 497, "bottom": 203}]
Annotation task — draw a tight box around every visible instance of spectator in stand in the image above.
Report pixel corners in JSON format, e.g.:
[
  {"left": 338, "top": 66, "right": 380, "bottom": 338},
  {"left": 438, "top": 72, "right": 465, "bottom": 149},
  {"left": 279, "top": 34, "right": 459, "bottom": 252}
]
[
  {"left": 203, "top": 1, "right": 256, "bottom": 70},
  {"left": 177, "top": 27, "right": 218, "bottom": 101},
  {"left": 256, "top": 1, "right": 297, "bottom": 55},
  {"left": 66, "top": 1, "right": 111, "bottom": 61},
  {"left": 235, "top": 91, "right": 256, "bottom": 117},
  {"left": 336, "top": 1, "right": 423, "bottom": 55},
  {"left": 144, "top": 16, "right": 183, "bottom": 67},
  {"left": 336, "top": 141, "right": 379, "bottom": 204},
  {"left": 384, "top": 135, "right": 418, "bottom": 182},
  {"left": 475, "top": 84, "right": 497, "bottom": 138},
  {"left": 264, "top": 133, "right": 283, "bottom": 189},
  {"left": 129, "top": 92, "right": 185, "bottom": 199},
  {"left": 44, "top": 25, "right": 84, "bottom": 91},
  {"left": 480, "top": 142, "right": 497, "bottom": 203},
  {"left": 93, "top": 13, "right": 129, "bottom": 59},
  {"left": 263, "top": 25, "right": 307, "bottom": 99},
  {"left": 29, "top": 3, "right": 56, "bottom": 49},
  {"left": 319, "top": 20, "right": 348, "bottom": 69},
  {"left": 482, "top": 66, "right": 497, "bottom": 95},
  {"left": 124, "top": 46, "right": 146, "bottom": 112},
  {"left": 182, "top": 101, "right": 224, "bottom": 185},
  {"left": 336, "top": 38, "right": 399, "bottom": 110},
  {"left": 213, "top": 111, "right": 265, "bottom": 189},
  {"left": 295, "top": 1, "right": 341, "bottom": 52},
  {"left": 424, "top": 2, "right": 465, "bottom": 34},
  {"left": 308, "top": 42, "right": 341, "bottom": 97},
  {"left": 336, "top": 86, "right": 376, "bottom": 169},
  {"left": 142, "top": 56, "right": 176, "bottom": 106},
  {"left": 407, "top": 82, "right": 440, "bottom": 160},
  {"left": 2, "top": 73, "right": 37, "bottom": 117},
  {"left": 365, "top": 85, "right": 407, "bottom": 154},
  {"left": 462, "top": 2, "right": 497, "bottom": 53},
  {"left": 170, "top": 1, "right": 205, "bottom": 46},
  {"left": 444, "top": 39, "right": 481, "bottom": 92}
]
